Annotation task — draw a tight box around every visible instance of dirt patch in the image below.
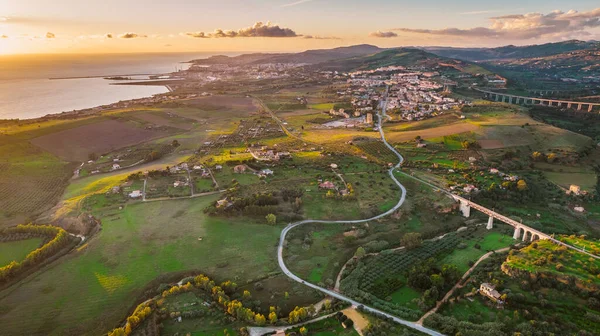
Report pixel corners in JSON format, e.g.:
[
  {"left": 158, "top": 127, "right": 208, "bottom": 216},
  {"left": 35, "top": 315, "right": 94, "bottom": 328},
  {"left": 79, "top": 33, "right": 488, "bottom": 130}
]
[
  {"left": 133, "top": 112, "right": 194, "bottom": 130},
  {"left": 343, "top": 230, "right": 359, "bottom": 237},
  {"left": 279, "top": 109, "right": 321, "bottom": 117},
  {"left": 386, "top": 123, "right": 479, "bottom": 142},
  {"left": 31, "top": 119, "right": 173, "bottom": 161},
  {"left": 181, "top": 96, "right": 258, "bottom": 112},
  {"left": 478, "top": 139, "right": 504, "bottom": 149},
  {"left": 342, "top": 307, "right": 369, "bottom": 335}
]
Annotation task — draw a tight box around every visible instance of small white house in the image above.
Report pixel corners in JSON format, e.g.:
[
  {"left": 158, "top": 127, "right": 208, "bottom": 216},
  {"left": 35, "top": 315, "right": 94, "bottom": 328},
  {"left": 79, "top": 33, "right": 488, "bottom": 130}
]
[
  {"left": 261, "top": 169, "right": 274, "bottom": 175},
  {"left": 129, "top": 190, "right": 142, "bottom": 198},
  {"left": 112, "top": 163, "right": 121, "bottom": 170}
]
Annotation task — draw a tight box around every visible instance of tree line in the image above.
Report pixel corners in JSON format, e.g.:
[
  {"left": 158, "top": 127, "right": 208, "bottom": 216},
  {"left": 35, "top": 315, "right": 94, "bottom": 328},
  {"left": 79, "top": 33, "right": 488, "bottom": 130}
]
[{"left": 0, "top": 224, "right": 72, "bottom": 284}]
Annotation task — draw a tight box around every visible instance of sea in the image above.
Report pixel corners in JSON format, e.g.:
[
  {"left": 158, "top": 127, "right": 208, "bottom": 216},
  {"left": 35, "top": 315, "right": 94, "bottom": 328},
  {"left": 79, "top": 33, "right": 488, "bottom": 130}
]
[{"left": 0, "top": 52, "right": 233, "bottom": 120}]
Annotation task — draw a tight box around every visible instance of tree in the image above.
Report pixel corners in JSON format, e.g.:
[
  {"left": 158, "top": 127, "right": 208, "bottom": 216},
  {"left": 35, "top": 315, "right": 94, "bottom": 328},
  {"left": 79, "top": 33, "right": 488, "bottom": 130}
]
[
  {"left": 88, "top": 152, "right": 98, "bottom": 161},
  {"left": 547, "top": 153, "right": 557, "bottom": 163},
  {"left": 269, "top": 311, "right": 278, "bottom": 324},
  {"left": 323, "top": 299, "right": 332, "bottom": 311},
  {"left": 532, "top": 151, "right": 543, "bottom": 161},
  {"left": 355, "top": 246, "right": 366, "bottom": 259},
  {"left": 242, "top": 290, "right": 251, "bottom": 300},
  {"left": 430, "top": 274, "right": 444, "bottom": 288},
  {"left": 517, "top": 180, "right": 528, "bottom": 191},
  {"left": 401, "top": 232, "right": 422, "bottom": 250},
  {"left": 266, "top": 214, "right": 277, "bottom": 225},
  {"left": 171, "top": 139, "right": 180, "bottom": 147},
  {"left": 299, "top": 327, "right": 308, "bottom": 335},
  {"left": 254, "top": 313, "right": 266, "bottom": 326}
]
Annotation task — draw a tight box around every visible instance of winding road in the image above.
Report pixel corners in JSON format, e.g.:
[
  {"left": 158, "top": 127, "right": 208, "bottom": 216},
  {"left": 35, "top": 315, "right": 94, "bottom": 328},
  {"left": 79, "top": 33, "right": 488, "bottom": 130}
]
[{"left": 276, "top": 87, "right": 445, "bottom": 336}]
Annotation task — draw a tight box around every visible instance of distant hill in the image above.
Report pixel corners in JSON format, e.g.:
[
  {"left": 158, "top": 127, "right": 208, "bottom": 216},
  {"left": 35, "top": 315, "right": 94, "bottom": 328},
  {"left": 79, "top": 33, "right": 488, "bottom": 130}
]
[
  {"left": 489, "top": 47, "right": 600, "bottom": 73},
  {"left": 425, "top": 40, "right": 600, "bottom": 61},
  {"left": 311, "top": 48, "right": 478, "bottom": 72},
  {"left": 191, "top": 44, "right": 385, "bottom": 65}
]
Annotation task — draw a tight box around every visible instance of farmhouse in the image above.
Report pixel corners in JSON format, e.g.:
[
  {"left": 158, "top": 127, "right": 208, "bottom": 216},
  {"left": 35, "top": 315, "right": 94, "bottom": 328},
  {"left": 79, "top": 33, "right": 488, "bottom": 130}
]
[
  {"left": 112, "top": 163, "right": 121, "bottom": 170},
  {"left": 479, "top": 283, "right": 503, "bottom": 303},
  {"left": 260, "top": 169, "right": 274, "bottom": 176},
  {"left": 234, "top": 165, "right": 247, "bottom": 173},
  {"left": 129, "top": 190, "right": 142, "bottom": 198},
  {"left": 319, "top": 181, "right": 336, "bottom": 189},
  {"left": 568, "top": 185, "right": 581, "bottom": 195}
]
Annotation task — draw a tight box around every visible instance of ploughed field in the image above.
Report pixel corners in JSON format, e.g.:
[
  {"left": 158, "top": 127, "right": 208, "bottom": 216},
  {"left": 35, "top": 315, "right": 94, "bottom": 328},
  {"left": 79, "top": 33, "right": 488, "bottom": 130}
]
[{"left": 31, "top": 119, "right": 176, "bottom": 162}]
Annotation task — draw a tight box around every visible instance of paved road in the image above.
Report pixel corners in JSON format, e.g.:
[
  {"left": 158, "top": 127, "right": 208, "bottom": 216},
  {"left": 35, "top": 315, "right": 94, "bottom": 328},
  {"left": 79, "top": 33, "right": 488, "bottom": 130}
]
[{"left": 276, "top": 87, "right": 444, "bottom": 336}]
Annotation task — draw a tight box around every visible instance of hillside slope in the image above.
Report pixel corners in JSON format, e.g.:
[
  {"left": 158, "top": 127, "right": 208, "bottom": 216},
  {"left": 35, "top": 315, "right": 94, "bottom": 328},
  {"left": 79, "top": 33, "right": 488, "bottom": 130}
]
[
  {"left": 191, "top": 44, "right": 385, "bottom": 65},
  {"left": 425, "top": 40, "right": 599, "bottom": 61}
]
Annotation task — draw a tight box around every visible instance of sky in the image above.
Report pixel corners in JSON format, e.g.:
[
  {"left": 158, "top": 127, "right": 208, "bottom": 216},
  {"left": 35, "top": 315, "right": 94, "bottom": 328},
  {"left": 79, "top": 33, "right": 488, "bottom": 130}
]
[{"left": 1, "top": 0, "right": 599, "bottom": 54}]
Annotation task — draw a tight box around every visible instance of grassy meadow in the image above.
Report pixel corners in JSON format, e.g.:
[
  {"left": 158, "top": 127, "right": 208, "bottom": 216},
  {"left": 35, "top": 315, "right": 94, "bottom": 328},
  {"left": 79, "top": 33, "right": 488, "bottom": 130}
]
[
  {"left": 0, "top": 196, "right": 289, "bottom": 335},
  {"left": 0, "top": 238, "right": 43, "bottom": 266}
]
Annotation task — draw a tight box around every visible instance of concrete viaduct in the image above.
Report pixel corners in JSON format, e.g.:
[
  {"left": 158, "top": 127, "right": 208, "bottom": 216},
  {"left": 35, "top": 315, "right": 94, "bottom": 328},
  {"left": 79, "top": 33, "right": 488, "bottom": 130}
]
[
  {"left": 452, "top": 195, "right": 548, "bottom": 242},
  {"left": 450, "top": 194, "right": 600, "bottom": 259},
  {"left": 475, "top": 88, "right": 600, "bottom": 113}
]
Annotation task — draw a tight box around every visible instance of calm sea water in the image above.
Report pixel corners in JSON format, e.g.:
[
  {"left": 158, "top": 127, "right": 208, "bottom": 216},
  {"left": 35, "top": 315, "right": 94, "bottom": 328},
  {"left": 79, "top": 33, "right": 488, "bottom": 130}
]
[{"left": 0, "top": 52, "right": 231, "bottom": 120}]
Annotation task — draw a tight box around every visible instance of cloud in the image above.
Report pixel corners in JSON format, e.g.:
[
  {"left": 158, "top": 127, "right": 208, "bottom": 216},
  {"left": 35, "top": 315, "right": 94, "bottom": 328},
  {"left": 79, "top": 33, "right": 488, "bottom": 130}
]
[
  {"left": 281, "top": 0, "right": 314, "bottom": 7},
  {"left": 105, "top": 33, "right": 113, "bottom": 38},
  {"left": 369, "top": 31, "right": 398, "bottom": 38},
  {"left": 119, "top": 32, "right": 147, "bottom": 39},
  {"left": 393, "top": 8, "right": 600, "bottom": 40},
  {"left": 184, "top": 21, "right": 298, "bottom": 38},
  {"left": 303, "top": 35, "right": 341, "bottom": 40},
  {"left": 185, "top": 32, "right": 209, "bottom": 38},
  {"left": 1, "top": 34, "right": 7, "bottom": 38},
  {"left": 46, "top": 32, "right": 55, "bottom": 39}
]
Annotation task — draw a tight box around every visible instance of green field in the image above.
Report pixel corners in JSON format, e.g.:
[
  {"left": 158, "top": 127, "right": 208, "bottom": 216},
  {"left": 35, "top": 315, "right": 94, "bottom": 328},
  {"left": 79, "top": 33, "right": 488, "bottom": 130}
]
[
  {"left": 389, "top": 286, "right": 421, "bottom": 308},
  {"left": 437, "top": 231, "right": 515, "bottom": 273},
  {"left": 0, "top": 238, "right": 43, "bottom": 266},
  {"left": 0, "top": 196, "right": 287, "bottom": 335}
]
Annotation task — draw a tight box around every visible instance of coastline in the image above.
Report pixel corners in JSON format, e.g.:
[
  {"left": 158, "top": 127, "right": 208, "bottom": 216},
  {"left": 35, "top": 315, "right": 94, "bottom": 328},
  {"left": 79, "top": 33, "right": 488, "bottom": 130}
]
[{"left": 0, "top": 78, "right": 172, "bottom": 122}]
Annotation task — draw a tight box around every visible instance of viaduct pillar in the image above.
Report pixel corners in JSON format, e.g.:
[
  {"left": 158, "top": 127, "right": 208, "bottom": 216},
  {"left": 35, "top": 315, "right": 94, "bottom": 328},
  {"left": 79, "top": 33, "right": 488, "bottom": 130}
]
[
  {"left": 589, "top": 105, "right": 594, "bottom": 112},
  {"left": 513, "top": 227, "right": 521, "bottom": 240},
  {"left": 458, "top": 200, "right": 471, "bottom": 218},
  {"left": 578, "top": 104, "right": 582, "bottom": 111},
  {"left": 486, "top": 216, "right": 494, "bottom": 230}
]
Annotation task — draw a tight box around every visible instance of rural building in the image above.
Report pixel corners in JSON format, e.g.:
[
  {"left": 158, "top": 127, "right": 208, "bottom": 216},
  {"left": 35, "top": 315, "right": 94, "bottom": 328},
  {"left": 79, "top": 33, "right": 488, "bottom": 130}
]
[
  {"left": 574, "top": 206, "right": 585, "bottom": 213},
  {"left": 568, "top": 185, "right": 581, "bottom": 195},
  {"left": 215, "top": 165, "right": 223, "bottom": 170},
  {"left": 111, "top": 186, "right": 121, "bottom": 194},
  {"left": 217, "top": 199, "right": 230, "bottom": 208},
  {"left": 417, "top": 143, "right": 427, "bottom": 148},
  {"left": 129, "top": 190, "right": 142, "bottom": 198},
  {"left": 479, "top": 283, "right": 503, "bottom": 303},
  {"left": 330, "top": 163, "right": 338, "bottom": 169},
  {"left": 319, "top": 181, "right": 336, "bottom": 189},
  {"left": 112, "top": 163, "right": 121, "bottom": 170},
  {"left": 193, "top": 165, "right": 203, "bottom": 170},
  {"left": 234, "top": 165, "right": 247, "bottom": 173},
  {"left": 366, "top": 113, "right": 373, "bottom": 124},
  {"left": 490, "top": 168, "right": 499, "bottom": 174},
  {"left": 261, "top": 169, "right": 274, "bottom": 175}
]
